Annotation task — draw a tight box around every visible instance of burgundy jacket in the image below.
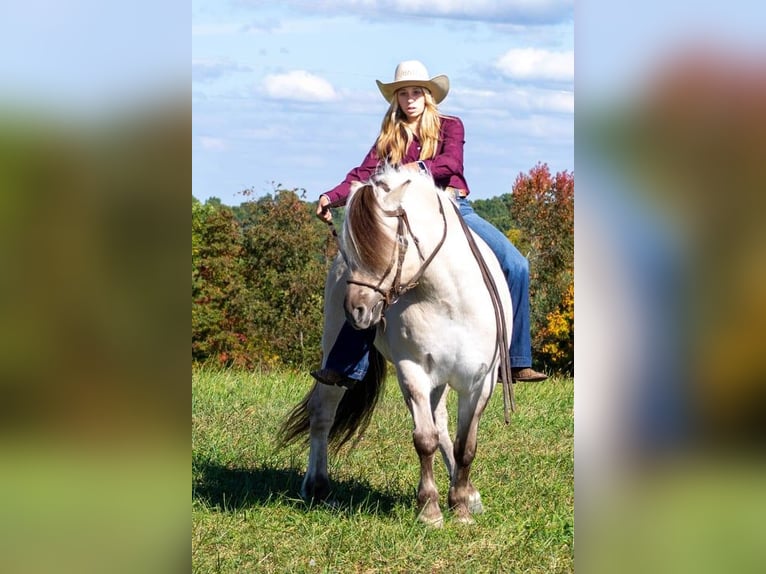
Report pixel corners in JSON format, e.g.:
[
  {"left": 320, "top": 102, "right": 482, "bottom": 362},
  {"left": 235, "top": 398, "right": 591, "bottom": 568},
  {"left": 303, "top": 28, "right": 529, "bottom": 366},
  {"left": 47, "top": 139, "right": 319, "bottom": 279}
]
[{"left": 322, "top": 115, "right": 471, "bottom": 205}]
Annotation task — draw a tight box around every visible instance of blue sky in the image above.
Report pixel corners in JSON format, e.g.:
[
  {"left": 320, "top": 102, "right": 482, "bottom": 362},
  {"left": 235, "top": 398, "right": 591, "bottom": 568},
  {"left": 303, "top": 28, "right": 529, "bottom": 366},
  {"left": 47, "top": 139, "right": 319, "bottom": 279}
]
[{"left": 192, "top": 1, "right": 574, "bottom": 205}]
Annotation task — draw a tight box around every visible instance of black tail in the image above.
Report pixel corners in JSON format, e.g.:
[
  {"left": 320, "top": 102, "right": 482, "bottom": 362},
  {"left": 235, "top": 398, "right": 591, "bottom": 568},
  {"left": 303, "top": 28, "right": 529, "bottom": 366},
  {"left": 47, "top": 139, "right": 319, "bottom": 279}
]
[{"left": 278, "top": 348, "right": 387, "bottom": 453}]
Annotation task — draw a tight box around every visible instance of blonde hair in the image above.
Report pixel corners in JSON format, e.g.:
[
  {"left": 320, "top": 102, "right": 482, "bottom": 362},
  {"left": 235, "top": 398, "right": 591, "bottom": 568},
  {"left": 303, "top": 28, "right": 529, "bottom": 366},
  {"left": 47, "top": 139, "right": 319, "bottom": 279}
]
[{"left": 375, "top": 89, "right": 442, "bottom": 165}]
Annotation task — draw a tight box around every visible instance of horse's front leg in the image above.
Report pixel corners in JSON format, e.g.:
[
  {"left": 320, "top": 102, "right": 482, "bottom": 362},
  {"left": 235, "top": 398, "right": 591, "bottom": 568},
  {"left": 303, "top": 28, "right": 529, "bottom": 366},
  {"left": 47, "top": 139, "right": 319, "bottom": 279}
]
[
  {"left": 302, "top": 383, "right": 345, "bottom": 502},
  {"left": 449, "top": 376, "right": 494, "bottom": 523},
  {"left": 400, "top": 375, "right": 443, "bottom": 527},
  {"left": 432, "top": 384, "right": 455, "bottom": 479}
]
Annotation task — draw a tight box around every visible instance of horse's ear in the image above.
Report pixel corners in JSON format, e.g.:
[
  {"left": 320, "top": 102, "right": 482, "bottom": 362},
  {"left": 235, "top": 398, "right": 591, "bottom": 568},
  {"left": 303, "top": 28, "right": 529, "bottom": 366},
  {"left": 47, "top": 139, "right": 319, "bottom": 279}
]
[{"left": 378, "top": 179, "right": 411, "bottom": 210}]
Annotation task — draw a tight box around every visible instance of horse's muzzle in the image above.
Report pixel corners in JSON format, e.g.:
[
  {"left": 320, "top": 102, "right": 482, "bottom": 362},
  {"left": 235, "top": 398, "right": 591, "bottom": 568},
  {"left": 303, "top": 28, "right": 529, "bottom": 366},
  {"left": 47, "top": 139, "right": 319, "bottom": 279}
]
[{"left": 344, "top": 296, "right": 385, "bottom": 330}]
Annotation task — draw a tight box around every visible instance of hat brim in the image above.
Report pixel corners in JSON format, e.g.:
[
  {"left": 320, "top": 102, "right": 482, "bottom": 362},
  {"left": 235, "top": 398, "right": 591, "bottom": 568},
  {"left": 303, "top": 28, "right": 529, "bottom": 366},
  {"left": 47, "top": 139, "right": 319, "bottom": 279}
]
[{"left": 376, "top": 75, "right": 450, "bottom": 104}]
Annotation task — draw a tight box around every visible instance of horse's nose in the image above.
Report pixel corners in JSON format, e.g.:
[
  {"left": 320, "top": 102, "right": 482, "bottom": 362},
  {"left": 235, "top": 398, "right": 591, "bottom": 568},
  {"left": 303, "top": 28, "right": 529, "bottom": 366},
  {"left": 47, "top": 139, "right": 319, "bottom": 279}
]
[
  {"left": 344, "top": 295, "right": 371, "bottom": 329},
  {"left": 345, "top": 304, "right": 370, "bottom": 329}
]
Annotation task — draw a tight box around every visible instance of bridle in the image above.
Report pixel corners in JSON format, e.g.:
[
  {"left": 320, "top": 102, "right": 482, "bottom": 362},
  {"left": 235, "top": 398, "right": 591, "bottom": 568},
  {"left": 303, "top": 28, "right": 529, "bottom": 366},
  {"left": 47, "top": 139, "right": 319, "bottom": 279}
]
[{"left": 345, "top": 189, "right": 448, "bottom": 313}]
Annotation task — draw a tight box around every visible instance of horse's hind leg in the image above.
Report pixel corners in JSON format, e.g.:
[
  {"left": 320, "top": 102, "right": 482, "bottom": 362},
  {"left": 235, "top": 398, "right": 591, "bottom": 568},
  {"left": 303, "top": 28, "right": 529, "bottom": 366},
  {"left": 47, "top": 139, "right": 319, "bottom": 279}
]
[
  {"left": 449, "top": 378, "right": 494, "bottom": 524},
  {"left": 303, "top": 255, "right": 348, "bottom": 502},
  {"left": 302, "top": 383, "right": 345, "bottom": 502}
]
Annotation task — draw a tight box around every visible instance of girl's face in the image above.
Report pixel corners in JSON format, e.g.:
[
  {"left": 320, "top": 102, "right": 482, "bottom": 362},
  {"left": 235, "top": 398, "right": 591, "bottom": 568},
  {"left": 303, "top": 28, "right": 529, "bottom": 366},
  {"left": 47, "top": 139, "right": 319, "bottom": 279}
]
[{"left": 397, "top": 86, "right": 426, "bottom": 121}]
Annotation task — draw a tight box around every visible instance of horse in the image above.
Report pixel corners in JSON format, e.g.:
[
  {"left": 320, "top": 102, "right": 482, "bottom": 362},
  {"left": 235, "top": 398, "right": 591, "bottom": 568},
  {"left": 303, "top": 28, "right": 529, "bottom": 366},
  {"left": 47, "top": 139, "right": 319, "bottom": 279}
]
[{"left": 279, "top": 165, "right": 514, "bottom": 526}]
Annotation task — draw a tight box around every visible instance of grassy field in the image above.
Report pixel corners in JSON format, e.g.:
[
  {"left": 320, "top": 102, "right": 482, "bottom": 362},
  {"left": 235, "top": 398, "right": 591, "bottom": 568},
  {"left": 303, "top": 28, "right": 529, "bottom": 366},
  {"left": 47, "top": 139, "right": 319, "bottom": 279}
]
[{"left": 192, "top": 367, "right": 573, "bottom": 573}]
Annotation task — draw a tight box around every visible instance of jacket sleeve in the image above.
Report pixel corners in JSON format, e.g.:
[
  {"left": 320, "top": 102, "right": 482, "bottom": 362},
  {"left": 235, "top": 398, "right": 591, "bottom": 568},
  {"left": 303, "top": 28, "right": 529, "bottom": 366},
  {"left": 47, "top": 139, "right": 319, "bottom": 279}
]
[
  {"left": 421, "top": 116, "right": 465, "bottom": 180},
  {"left": 323, "top": 145, "right": 381, "bottom": 206}
]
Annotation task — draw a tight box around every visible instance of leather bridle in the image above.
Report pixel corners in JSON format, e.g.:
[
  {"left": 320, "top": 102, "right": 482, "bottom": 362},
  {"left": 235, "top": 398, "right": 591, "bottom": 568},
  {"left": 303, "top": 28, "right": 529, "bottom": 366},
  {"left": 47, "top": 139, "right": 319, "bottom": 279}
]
[{"left": 345, "top": 191, "right": 448, "bottom": 312}]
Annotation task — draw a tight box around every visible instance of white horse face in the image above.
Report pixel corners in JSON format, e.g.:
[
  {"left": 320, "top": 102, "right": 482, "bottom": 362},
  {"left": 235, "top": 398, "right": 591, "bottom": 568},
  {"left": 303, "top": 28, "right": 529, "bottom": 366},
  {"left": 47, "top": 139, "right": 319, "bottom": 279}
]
[{"left": 341, "top": 172, "right": 419, "bottom": 329}]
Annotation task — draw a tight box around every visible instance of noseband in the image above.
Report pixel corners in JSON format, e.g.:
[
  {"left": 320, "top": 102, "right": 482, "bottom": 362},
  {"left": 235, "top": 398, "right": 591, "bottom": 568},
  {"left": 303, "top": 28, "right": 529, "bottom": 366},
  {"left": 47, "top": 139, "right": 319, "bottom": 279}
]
[{"left": 345, "top": 192, "right": 448, "bottom": 314}]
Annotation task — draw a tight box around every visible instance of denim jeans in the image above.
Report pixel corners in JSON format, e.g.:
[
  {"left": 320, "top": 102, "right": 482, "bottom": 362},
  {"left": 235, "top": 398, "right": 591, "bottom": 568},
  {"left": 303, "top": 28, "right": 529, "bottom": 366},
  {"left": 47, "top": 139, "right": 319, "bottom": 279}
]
[{"left": 323, "top": 197, "right": 532, "bottom": 381}]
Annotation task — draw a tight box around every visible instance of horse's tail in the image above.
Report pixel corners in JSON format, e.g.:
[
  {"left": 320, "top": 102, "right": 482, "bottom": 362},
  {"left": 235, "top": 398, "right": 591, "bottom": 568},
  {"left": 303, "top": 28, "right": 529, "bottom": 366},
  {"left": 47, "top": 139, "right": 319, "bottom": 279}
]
[
  {"left": 277, "top": 348, "right": 387, "bottom": 453},
  {"left": 329, "top": 347, "right": 386, "bottom": 451}
]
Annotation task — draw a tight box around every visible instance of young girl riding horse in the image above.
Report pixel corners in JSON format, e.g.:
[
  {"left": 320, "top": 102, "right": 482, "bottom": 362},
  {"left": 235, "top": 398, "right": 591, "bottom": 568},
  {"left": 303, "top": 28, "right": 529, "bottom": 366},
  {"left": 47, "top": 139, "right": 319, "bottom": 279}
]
[{"left": 314, "top": 60, "right": 547, "bottom": 386}]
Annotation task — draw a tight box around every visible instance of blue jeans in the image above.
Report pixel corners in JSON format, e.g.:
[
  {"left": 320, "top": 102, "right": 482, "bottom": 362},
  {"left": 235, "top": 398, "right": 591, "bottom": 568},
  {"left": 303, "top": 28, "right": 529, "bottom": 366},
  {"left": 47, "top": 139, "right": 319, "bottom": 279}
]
[
  {"left": 457, "top": 198, "right": 532, "bottom": 368},
  {"left": 324, "top": 197, "right": 532, "bottom": 380}
]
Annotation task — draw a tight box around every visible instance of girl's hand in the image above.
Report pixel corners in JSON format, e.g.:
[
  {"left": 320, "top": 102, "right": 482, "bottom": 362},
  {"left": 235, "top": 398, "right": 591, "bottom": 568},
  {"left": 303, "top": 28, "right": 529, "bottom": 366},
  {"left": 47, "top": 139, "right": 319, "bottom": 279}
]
[{"left": 316, "top": 194, "right": 332, "bottom": 223}]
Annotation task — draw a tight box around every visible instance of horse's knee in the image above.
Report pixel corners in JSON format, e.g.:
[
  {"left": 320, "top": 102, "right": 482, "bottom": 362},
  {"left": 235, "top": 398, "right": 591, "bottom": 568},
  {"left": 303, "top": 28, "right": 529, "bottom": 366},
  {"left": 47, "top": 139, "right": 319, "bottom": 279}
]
[{"left": 413, "top": 427, "right": 439, "bottom": 456}]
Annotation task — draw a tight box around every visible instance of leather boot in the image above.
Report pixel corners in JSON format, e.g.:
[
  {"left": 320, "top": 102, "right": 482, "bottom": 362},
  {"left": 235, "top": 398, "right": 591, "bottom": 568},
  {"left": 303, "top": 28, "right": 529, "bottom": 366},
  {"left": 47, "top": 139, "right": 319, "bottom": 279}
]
[
  {"left": 511, "top": 367, "right": 548, "bottom": 383},
  {"left": 310, "top": 368, "right": 357, "bottom": 389}
]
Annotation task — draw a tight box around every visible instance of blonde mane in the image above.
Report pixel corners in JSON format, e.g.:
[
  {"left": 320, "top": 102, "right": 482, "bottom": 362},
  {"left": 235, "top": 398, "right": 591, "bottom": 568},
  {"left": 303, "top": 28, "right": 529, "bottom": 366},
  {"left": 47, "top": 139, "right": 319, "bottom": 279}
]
[{"left": 343, "top": 182, "right": 394, "bottom": 275}]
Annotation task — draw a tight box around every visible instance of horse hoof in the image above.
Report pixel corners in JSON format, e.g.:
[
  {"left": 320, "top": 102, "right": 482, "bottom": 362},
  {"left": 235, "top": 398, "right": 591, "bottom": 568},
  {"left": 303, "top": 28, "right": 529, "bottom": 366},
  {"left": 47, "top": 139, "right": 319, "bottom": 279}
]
[
  {"left": 468, "top": 492, "right": 484, "bottom": 515},
  {"left": 418, "top": 514, "right": 444, "bottom": 528},
  {"left": 417, "top": 502, "right": 444, "bottom": 528},
  {"left": 450, "top": 502, "right": 477, "bottom": 524},
  {"left": 300, "top": 475, "right": 331, "bottom": 503}
]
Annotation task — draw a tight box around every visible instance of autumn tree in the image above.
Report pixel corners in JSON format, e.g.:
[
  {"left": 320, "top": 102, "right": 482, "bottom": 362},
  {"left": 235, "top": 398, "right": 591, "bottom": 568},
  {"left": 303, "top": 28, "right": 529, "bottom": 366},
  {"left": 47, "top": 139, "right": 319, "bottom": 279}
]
[
  {"left": 192, "top": 197, "right": 254, "bottom": 367},
  {"left": 511, "top": 163, "right": 574, "bottom": 373}
]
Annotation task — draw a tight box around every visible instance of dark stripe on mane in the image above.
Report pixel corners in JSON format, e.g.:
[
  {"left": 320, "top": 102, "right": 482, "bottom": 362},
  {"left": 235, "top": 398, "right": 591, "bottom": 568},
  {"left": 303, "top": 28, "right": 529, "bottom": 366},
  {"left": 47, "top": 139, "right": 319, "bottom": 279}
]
[{"left": 346, "top": 183, "right": 393, "bottom": 274}]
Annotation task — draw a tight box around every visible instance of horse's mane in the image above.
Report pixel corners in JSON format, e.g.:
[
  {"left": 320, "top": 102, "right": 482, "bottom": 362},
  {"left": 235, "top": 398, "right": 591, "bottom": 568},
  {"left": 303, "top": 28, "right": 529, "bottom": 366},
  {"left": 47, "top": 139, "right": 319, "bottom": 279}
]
[{"left": 344, "top": 182, "right": 396, "bottom": 274}]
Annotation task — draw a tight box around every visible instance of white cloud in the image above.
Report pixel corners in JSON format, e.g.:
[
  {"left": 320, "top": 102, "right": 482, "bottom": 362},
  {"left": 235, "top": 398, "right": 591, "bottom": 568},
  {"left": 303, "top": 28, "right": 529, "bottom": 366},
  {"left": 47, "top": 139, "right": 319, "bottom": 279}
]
[
  {"left": 262, "top": 70, "right": 337, "bottom": 102},
  {"left": 452, "top": 85, "right": 573, "bottom": 115},
  {"left": 242, "top": 126, "right": 288, "bottom": 140},
  {"left": 496, "top": 48, "right": 574, "bottom": 83},
  {"left": 534, "top": 90, "right": 574, "bottom": 114},
  {"left": 508, "top": 87, "right": 574, "bottom": 115}
]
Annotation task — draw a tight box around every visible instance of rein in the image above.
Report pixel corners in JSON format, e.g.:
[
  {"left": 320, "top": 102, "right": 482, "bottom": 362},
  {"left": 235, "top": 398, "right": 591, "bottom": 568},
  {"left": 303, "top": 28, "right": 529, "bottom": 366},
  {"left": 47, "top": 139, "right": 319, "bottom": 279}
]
[
  {"left": 322, "top": 198, "right": 351, "bottom": 268},
  {"left": 345, "top": 193, "right": 448, "bottom": 311},
  {"left": 448, "top": 200, "right": 515, "bottom": 423}
]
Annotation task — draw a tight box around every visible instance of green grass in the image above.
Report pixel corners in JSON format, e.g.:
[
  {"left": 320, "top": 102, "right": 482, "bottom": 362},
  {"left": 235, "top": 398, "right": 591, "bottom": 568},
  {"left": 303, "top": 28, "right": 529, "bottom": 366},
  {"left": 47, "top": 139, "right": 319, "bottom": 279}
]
[{"left": 192, "top": 366, "right": 573, "bottom": 573}]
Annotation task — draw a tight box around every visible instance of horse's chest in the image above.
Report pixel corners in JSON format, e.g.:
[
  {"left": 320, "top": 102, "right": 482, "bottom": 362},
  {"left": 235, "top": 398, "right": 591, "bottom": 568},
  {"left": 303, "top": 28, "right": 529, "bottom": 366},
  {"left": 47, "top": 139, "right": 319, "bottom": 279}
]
[{"left": 383, "top": 310, "right": 467, "bottom": 360}]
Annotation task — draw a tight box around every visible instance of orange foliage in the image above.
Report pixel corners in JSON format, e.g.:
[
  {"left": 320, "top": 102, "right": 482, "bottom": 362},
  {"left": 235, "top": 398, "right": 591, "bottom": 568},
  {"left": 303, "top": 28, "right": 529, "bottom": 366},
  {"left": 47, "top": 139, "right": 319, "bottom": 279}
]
[{"left": 511, "top": 163, "right": 574, "bottom": 373}]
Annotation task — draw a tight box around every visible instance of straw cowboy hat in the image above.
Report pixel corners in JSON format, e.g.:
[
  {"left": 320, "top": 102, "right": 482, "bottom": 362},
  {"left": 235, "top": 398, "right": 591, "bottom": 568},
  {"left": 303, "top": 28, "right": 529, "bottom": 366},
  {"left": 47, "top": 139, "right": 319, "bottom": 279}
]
[{"left": 376, "top": 60, "right": 450, "bottom": 104}]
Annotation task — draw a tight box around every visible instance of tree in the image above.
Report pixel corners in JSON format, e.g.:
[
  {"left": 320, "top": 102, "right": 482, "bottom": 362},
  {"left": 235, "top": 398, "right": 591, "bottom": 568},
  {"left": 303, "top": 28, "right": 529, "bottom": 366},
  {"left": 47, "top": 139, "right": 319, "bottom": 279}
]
[
  {"left": 471, "top": 194, "right": 514, "bottom": 233},
  {"left": 238, "top": 188, "right": 334, "bottom": 368},
  {"left": 192, "top": 197, "right": 253, "bottom": 367},
  {"left": 511, "top": 163, "right": 574, "bottom": 373}
]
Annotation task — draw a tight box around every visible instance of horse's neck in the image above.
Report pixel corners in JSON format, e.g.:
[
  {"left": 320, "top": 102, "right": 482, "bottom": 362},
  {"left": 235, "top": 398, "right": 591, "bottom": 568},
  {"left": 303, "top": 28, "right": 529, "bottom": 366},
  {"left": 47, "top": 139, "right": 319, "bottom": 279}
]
[{"left": 406, "top": 195, "right": 480, "bottom": 295}]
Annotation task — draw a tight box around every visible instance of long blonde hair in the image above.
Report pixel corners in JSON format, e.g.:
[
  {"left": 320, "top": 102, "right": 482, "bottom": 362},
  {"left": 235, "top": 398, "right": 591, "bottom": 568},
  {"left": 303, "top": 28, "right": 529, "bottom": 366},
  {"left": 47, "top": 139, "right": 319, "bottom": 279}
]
[{"left": 375, "top": 89, "right": 442, "bottom": 165}]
